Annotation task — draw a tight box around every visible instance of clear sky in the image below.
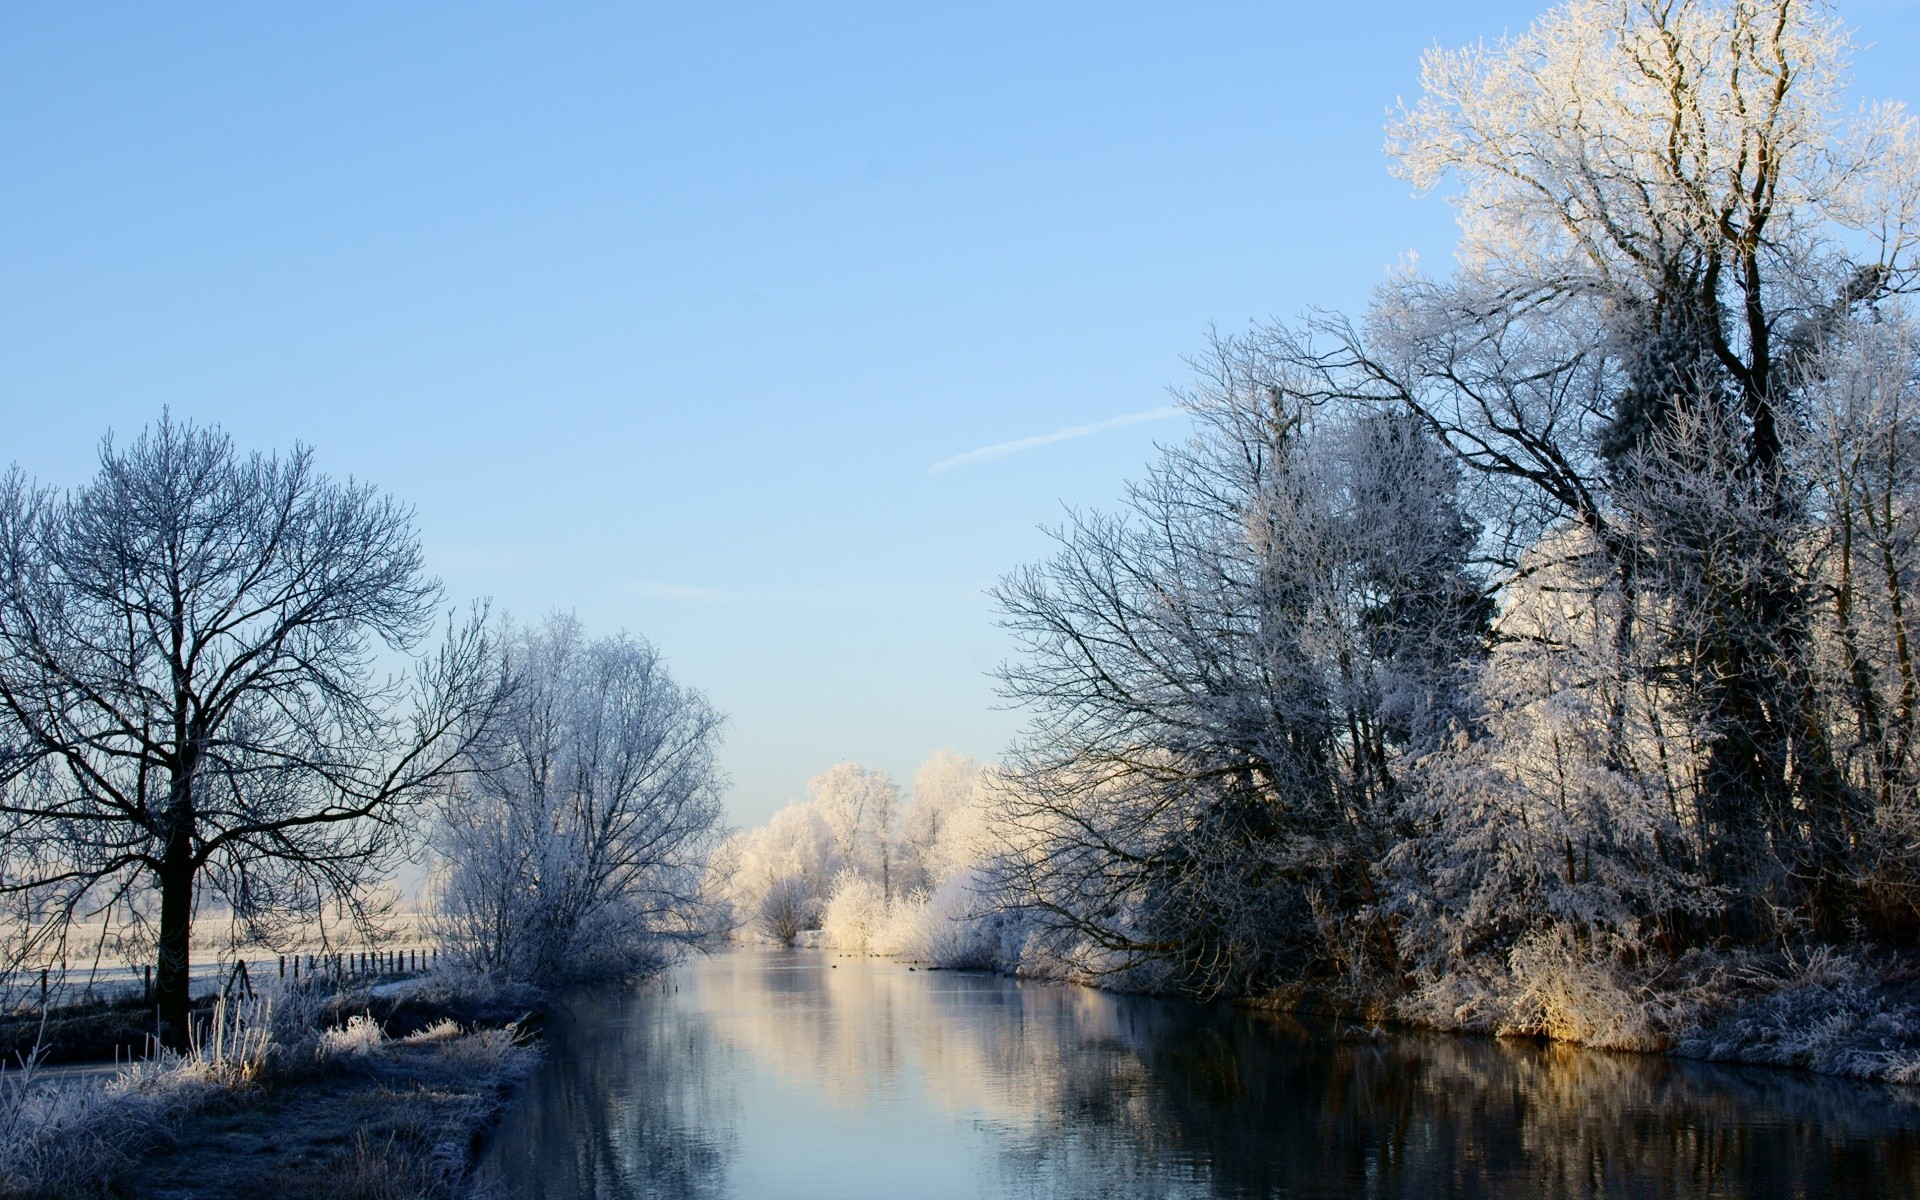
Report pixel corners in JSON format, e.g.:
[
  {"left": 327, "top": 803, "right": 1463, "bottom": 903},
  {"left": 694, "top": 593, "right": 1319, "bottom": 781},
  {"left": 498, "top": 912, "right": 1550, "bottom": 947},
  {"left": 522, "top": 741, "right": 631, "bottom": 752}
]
[{"left": 4, "top": 1, "right": 1916, "bottom": 828}]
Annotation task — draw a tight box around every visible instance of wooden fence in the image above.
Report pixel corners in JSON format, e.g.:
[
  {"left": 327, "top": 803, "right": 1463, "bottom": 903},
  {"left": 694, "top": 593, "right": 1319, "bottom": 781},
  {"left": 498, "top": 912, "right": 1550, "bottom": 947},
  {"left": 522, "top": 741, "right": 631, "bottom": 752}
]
[{"left": 7, "top": 946, "right": 444, "bottom": 1015}]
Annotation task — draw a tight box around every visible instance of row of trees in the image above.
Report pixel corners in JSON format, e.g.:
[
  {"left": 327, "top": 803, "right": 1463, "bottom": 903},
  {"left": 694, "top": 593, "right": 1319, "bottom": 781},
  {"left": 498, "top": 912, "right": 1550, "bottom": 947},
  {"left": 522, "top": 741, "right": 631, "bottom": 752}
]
[
  {"left": 709, "top": 751, "right": 989, "bottom": 945},
  {"left": 0, "top": 417, "right": 724, "bottom": 1045},
  {"left": 983, "top": 0, "right": 1920, "bottom": 1019}
]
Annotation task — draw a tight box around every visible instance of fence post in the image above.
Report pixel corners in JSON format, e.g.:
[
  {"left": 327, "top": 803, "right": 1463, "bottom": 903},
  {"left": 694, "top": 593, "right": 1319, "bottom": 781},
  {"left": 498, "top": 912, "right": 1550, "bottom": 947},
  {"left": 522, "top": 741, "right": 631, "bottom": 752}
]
[
  {"left": 279, "top": 955, "right": 286, "bottom": 980},
  {"left": 39, "top": 968, "right": 48, "bottom": 1012}
]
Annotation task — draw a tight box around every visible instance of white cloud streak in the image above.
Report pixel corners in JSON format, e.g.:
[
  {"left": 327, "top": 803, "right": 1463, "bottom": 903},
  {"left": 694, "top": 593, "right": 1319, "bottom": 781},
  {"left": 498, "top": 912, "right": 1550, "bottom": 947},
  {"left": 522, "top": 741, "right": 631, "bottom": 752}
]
[
  {"left": 928, "top": 406, "right": 1184, "bottom": 474},
  {"left": 630, "top": 582, "right": 732, "bottom": 602},
  {"left": 627, "top": 580, "right": 980, "bottom": 606}
]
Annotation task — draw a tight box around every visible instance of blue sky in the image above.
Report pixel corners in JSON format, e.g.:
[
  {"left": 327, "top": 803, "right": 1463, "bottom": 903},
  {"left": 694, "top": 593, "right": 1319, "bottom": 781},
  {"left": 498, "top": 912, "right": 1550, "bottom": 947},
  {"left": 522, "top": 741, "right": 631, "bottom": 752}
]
[{"left": 4, "top": 1, "right": 1916, "bottom": 827}]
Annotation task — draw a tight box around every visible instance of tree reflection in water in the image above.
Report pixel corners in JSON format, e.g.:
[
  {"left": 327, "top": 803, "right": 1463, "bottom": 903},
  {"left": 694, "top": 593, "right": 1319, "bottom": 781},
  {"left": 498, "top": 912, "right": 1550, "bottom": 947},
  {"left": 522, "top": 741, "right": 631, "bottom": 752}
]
[{"left": 479, "top": 949, "right": 1920, "bottom": 1199}]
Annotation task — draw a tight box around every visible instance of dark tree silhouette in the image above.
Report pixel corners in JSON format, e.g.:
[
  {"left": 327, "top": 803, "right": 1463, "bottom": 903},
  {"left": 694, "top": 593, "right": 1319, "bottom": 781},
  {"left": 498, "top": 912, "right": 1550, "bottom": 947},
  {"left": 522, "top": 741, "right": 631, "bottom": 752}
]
[{"left": 0, "top": 415, "right": 503, "bottom": 1045}]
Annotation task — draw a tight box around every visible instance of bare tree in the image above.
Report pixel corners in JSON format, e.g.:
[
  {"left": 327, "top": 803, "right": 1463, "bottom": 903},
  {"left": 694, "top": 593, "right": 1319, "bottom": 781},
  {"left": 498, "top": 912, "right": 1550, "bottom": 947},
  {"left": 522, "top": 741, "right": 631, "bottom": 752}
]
[
  {"left": 1792, "top": 313, "right": 1920, "bottom": 930},
  {"left": 991, "top": 336, "right": 1488, "bottom": 998},
  {"left": 0, "top": 415, "right": 502, "bottom": 1044},
  {"left": 431, "top": 614, "right": 725, "bottom": 982}
]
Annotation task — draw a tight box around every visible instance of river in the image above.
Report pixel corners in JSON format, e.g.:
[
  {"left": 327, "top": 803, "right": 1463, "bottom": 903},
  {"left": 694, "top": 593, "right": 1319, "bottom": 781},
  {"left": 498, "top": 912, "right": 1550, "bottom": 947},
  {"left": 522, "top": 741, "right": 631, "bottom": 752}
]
[{"left": 477, "top": 947, "right": 1920, "bottom": 1198}]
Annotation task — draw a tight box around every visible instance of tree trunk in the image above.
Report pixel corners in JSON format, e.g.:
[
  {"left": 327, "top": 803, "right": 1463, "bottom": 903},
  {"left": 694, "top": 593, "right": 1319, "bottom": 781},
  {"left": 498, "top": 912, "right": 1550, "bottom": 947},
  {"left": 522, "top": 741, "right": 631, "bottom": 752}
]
[{"left": 154, "top": 823, "right": 196, "bottom": 1050}]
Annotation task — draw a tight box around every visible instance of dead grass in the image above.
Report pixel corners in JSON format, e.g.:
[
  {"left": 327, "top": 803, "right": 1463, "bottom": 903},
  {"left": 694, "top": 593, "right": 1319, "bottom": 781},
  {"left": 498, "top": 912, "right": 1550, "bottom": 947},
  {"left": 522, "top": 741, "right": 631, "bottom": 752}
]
[
  {"left": 121, "top": 1033, "right": 532, "bottom": 1200},
  {"left": 0, "top": 977, "right": 537, "bottom": 1200}
]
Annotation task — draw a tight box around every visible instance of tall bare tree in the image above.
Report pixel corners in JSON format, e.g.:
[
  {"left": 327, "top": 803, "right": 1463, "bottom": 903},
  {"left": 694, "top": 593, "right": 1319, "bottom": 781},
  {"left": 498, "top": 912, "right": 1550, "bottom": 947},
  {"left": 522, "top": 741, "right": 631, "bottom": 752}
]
[
  {"left": 992, "top": 336, "right": 1489, "bottom": 998},
  {"left": 0, "top": 416, "right": 503, "bottom": 1044}
]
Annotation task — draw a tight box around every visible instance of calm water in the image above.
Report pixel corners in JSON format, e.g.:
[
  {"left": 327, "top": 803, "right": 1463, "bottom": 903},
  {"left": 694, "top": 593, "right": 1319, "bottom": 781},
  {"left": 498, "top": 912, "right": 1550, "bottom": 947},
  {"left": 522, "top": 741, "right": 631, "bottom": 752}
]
[{"left": 478, "top": 948, "right": 1920, "bottom": 1199}]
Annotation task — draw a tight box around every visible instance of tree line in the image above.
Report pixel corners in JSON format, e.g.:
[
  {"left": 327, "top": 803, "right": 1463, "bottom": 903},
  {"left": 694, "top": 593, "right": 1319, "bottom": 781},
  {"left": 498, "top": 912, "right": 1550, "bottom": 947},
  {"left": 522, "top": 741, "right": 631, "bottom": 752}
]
[{"left": 979, "top": 0, "right": 1920, "bottom": 1033}]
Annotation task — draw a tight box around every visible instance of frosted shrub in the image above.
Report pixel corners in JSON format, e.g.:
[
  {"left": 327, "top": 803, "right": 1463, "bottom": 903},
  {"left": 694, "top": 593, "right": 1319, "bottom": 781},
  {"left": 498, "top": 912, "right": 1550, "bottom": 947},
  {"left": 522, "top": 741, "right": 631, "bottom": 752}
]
[
  {"left": 1394, "top": 965, "right": 1511, "bottom": 1035},
  {"left": 1677, "top": 948, "right": 1920, "bottom": 1081},
  {"left": 866, "top": 893, "right": 930, "bottom": 958},
  {"left": 437, "top": 1026, "right": 526, "bottom": 1074},
  {"left": 820, "top": 873, "right": 888, "bottom": 951},
  {"left": 855, "top": 864, "right": 1045, "bottom": 972},
  {"left": 0, "top": 1064, "right": 176, "bottom": 1199},
  {"left": 757, "top": 875, "right": 819, "bottom": 945},
  {"left": 1501, "top": 929, "right": 1670, "bottom": 1052},
  {"left": 108, "top": 993, "right": 278, "bottom": 1090},
  {"left": 319, "top": 1013, "right": 385, "bottom": 1060},
  {"left": 402, "top": 1019, "right": 465, "bottom": 1044},
  {"left": 193, "top": 993, "right": 276, "bottom": 1084},
  {"left": 916, "top": 869, "right": 1018, "bottom": 970}
]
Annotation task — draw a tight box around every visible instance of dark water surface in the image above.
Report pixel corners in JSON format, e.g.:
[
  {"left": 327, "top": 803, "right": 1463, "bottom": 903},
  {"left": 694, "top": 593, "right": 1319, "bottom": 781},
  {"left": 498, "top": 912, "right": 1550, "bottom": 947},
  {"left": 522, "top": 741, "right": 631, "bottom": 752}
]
[{"left": 478, "top": 947, "right": 1920, "bottom": 1199}]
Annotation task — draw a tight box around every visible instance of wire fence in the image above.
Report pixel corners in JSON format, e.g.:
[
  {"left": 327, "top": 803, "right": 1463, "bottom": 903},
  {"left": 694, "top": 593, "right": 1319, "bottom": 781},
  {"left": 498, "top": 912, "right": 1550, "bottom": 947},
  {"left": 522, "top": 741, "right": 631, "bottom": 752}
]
[{"left": 3, "top": 946, "right": 444, "bottom": 1016}]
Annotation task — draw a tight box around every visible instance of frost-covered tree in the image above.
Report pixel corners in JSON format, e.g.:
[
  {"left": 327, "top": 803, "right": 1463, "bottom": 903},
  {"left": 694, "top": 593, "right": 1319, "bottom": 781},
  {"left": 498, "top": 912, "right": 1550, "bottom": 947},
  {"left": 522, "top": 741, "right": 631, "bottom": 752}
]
[
  {"left": 1202, "top": 0, "right": 1919, "bottom": 946},
  {"left": 807, "top": 762, "right": 900, "bottom": 897},
  {"left": 706, "top": 763, "right": 899, "bottom": 944},
  {"left": 991, "top": 335, "right": 1489, "bottom": 998},
  {"left": 1791, "top": 312, "right": 1920, "bottom": 931},
  {"left": 431, "top": 615, "right": 724, "bottom": 982},
  {"left": 711, "top": 754, "right": 992, "bottom": 946},
  {"left": 709, "top": 799, "right": 842, "bottom": 942},
  {"left": 1365, "top": 0, "right": 1920, "bottom": 932},
  {"left": 895, "top": 750, "right": 990, "bottom": 895}
]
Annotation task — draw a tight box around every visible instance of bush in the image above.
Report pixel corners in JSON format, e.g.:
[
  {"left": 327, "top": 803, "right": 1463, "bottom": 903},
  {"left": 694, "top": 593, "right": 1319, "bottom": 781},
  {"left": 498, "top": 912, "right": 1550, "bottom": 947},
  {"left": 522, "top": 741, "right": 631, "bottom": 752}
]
[{"left": 820, "top": 874, "right": 888, "bottom": 951}]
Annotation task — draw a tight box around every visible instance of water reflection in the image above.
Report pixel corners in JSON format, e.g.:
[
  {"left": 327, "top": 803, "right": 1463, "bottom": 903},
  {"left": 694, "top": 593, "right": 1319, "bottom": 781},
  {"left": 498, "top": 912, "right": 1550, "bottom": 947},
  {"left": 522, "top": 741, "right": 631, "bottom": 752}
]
[{"left": 480, "top": 948, "right": 1920, "bottom": 1199}]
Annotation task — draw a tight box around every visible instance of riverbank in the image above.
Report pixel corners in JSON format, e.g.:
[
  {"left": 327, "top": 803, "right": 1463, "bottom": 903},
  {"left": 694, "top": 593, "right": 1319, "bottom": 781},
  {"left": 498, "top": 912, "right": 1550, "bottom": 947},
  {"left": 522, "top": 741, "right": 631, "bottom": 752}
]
[
  {"left": 0, "top": 976, "right": 541, "bottom": 1200},
  {"left": 1376, "top": 943, "right": 1920, "bottom": 1084},
  {"left": 796, "top": 904, "right": 1920, "bottom": 1086}
]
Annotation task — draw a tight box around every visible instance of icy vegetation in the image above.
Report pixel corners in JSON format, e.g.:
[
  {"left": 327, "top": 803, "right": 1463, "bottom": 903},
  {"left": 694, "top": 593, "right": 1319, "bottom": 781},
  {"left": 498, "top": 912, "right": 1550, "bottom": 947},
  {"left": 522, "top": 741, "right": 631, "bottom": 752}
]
[
  {"left": 709, "top": 752, "right": 1028, "bottom": 968},
  {"left": 717, "top": 0, "right": 1920, "bottom": 1084},
  {"left": 428, "top": 614, "right": 726, "bottom": 986},
  {"left": 0, "top": 977, "right": 536, "bottom": 1199}
]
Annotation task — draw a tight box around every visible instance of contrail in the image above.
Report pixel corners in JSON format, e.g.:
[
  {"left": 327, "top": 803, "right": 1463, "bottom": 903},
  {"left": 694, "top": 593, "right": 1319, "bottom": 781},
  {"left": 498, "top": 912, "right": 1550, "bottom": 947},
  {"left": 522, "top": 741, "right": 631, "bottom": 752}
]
[{"left": 928, "top": 406, "right": 1183, "bottom": 474}]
